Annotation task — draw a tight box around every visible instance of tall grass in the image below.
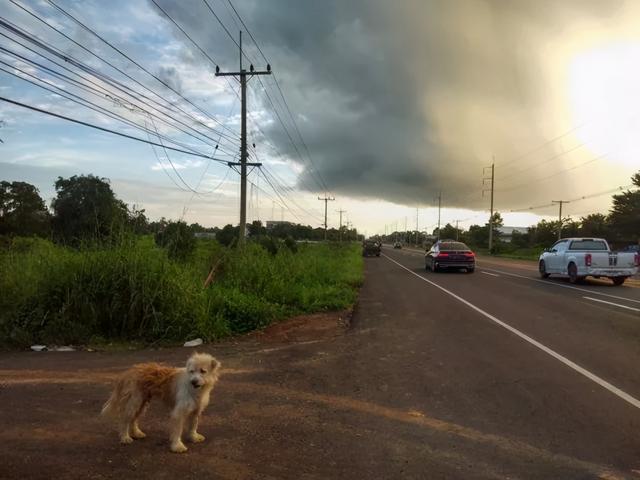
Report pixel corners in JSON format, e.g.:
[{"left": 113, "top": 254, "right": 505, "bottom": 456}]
[{"left": 0, "top": 237, "right": 362, "bottom": 348}]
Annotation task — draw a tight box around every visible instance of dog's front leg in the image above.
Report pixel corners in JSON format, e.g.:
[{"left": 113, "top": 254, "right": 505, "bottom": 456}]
[
  {"left": 187, "top": 411, "right": 205, "bottom": 443},
  {"left": 119, "top": 419, "right": 134, "bottom": 445},
  {"left": 169, "top": 408, "right": 188, "bottom": 453}
]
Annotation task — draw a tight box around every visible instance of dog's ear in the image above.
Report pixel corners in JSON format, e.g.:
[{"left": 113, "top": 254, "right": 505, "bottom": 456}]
[{"left": 210, "top": 357, "right": 221, "bottom": 372}]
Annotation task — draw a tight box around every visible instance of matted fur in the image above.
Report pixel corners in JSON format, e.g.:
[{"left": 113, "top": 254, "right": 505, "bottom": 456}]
[{"left": 101, "top": 353, "right": 221, "bottom": 453}]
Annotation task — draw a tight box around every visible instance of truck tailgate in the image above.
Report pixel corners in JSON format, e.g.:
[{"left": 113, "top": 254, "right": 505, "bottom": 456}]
[{"left": 590, "top": 252, "right": 636, "bottom": 269}]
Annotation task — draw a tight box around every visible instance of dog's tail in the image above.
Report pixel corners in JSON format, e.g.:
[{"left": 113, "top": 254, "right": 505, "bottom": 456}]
[
  {"left": 101, "top": 393, "right": 116, "bottom": 417},
  {"left": 101, "top": 379, "right": 127, "bottom": 418}
]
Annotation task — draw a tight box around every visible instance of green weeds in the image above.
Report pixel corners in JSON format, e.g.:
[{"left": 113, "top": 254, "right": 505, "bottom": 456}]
[{"left": 0, "top": 237, "right": 362, "bottom": 348}]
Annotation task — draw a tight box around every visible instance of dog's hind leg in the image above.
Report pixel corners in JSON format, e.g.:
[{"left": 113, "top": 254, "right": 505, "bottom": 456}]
[
  {"left": 186, "top": 411, "right": 205, "bottom": 443},
  {"left": 120, "top": 391, "right": 144, "bottom": 444},
  {"left": 130, "top": 401, "right": 148, "bottom": 439}
]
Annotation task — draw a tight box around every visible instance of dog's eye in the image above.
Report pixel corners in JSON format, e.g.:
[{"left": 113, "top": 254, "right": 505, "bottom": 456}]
[
  {"left": 200, "top": 368, "right": 207, "bottom": 374},
  {"left": 189, "top": 370, "right": 195, "bottom": 374}
]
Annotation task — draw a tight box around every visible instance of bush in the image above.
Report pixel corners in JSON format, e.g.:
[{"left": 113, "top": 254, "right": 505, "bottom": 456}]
[
  {"left": 256, "top": 236, "right": 279, "bottom": 255},
  {"left": 284, "top": 236, "right": 298, "bottom": 253},
  {"left": 154, "top": 221, "right": 196, "bottom": 261}
]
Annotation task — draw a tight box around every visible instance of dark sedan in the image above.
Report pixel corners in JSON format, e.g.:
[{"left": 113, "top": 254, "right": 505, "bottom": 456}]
[{"left": 425, "top": 240, "right": 475, "bottom": 273}]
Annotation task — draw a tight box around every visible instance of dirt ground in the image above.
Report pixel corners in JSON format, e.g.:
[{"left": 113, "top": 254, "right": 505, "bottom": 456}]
[{"left": 2, "top": 253, "right": 639, "bottom": 479}]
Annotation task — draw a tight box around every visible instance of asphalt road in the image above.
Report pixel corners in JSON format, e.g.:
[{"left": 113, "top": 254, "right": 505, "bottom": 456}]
[{"left": 1, "top": 247, "right": 640, "bottom": 479}]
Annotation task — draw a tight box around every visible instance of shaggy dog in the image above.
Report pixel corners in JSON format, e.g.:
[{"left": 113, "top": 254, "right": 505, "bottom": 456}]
[{"left": 101, "top": 352, "right": 221, "bottom": 453}]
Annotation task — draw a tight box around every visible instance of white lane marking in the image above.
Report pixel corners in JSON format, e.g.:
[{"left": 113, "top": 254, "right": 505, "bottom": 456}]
[
  {"left": 481, "top": 267, "right": 640, "bottom": 305},
  {"left": 583, "top": 296, "right": 640, "bottom": 313},
  {"left": 382, "top": 253, "right": 640, "bottom": 410},
  {"left": 481, "top": 271, "right": 500, "bottom": 277}
]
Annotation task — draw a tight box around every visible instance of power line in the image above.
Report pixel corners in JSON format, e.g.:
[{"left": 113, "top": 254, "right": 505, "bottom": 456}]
[
  {"left": 0, "top": 17, "right": 240, "bottom": 155},
  {"left": 149, "top": 0, "right": 240, "bottom": 102},
  {"left": 496, "top": 123, "right": 586, "bottom": 170},
  {"left": 0, "top": 59, "right": 221, "bottom": 158},
  {"left": 257, "top": 168, "right": 302, "bottom": 222},
  {"left": 5, "top": 2, "right": 240, "bottom": 145},
  {"left": 507, "top": 184, "right": 636, "bottom": 213},
  {"left": 497, "top": 142, "right": 586, "bottom": 182},
  {"left": 224, "top": 0, "right": 331, "bottom": 193},
  {"left": 497, "top": 153, "right": 606, "bottom": 194},
  {"left": 200, "top": 0, "right": 330, "bottom": 194},
  {"left": 43, "top": 0, "right": 240, "bottom": 140},
  {"left": 0, "top": 96, "right": 229, "bottom": 162}
]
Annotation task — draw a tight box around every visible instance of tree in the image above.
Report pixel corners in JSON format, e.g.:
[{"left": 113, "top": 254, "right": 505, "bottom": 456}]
[
  {"left": 467, "top": 224, "right": 488, "bottom": 248},
  {"left": 435, "top": 223, "right": 458, "bottom": 240},
  {"left": 154, "top": 220, "right": 195, "bottom": 260},
  {"left": 562, "top": 219, "right": 581, "bottom": 238},
  {"left": 510, "top": 229, "right": 531, "bottom": 249},
  {"left": 0, "top": 181, "right": 50, "bottom": 237},
  {"left": 579, "top": 213, "right": 610, "bottom": 238},
  {"left": 127, "top": 204, "right": 149, "bottom": 235},
  {"left": 608, "top": 171, "right": 640, "bottom": 242},
  {"left": 247, "top": 220, "right": 266, "bottom": 237},
  {"left": 51, "top": 175, "right": 127, "bottom": 245},
  {"left": 488, "top": 212, "right": 504, "bottom": 239},
  {"left": 216, "top": 224, "right": 239, "bottom": 247},
  {"left": 528, "top": 219, "right": 560, "bottom": 247}
]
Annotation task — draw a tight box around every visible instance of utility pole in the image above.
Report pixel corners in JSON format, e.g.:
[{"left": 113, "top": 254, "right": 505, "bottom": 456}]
[
  {"left": 318, "top": 195, "right": 335, "bottom": 240},
  {"left": 404, "top": 216, "right": 407, "bottom": 244},
  {"left": 483, "top": 161, "right": 495, "bottom": 251},
  {"left": 436, "top": 192, "right": 442, "bottom": 240},
  {"left": 336, "top": 209, "right": 346, "bottom": 241},
  {"left": 415, "top": 208, "right": 419, "bottom": 246},
  {"left": 455, "top": 219, "right": 459, "bottom": 241},
  {"left": 552, "top": 200, "right": 569, "bottom": 240},
  {"left": 215, "top": 31, "right": 271, "bottom": 245}
]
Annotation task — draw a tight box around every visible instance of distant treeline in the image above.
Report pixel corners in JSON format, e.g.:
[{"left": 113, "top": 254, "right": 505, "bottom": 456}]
[
  {"left": 380, "top": 170, "right": 639, "bottom": 252},
  {"left": 0, "top": 175, "right": 360, "bottom": 248}
]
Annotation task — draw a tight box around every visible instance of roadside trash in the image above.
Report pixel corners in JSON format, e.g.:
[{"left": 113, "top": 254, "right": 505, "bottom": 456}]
[
  {"left": 30, "top": 345, "right": 47, "bottom": 352},
  {"left": 52, "top": 346, "right": 75, "bottom": 352},
  {"left": 183, "top": 338, "right": 203, "bottom": 347}
]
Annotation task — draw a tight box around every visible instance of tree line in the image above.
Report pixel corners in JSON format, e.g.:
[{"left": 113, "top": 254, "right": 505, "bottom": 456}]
[
  {"left": 0, "top": 175, "right": 360, "bottom": 254},
  {"left": 382, "top": 170, "right": 639, "bottom": 251}
]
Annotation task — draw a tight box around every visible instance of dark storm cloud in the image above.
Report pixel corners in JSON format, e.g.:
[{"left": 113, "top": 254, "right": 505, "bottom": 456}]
[{"left": 151, "top": 0, "right": 624, "bottom": 209}]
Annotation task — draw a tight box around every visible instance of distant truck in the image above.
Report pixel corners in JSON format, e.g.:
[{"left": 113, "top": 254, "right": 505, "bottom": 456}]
[
  {"left": 362, "top": 239, "right": 381, "bottom": 257},
  {"left": 538, "top": 238, "right": 639, "bottom": 285}
]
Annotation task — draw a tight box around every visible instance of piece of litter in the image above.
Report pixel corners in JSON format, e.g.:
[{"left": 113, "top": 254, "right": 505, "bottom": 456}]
[
  {"left": 52, "top": 346, "right": 75, "bottom": 352},
  {"left": 30, "top": 345, "right": 47, "bottom": 352},
  {"left": 183, "top": 338, "right": 203, "bottom": 347}
]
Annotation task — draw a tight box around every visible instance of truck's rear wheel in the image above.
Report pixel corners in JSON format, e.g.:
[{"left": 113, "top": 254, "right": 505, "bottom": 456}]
[
  {"left": 612, "top": 277, "right": 627, "bottom": 286},
  {"left": 567, "top": 263, "right": 582, "bottom": 284}
]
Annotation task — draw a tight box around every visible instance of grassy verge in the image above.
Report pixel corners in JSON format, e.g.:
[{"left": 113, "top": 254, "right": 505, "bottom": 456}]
[
  {"left": 475, "top": 247, "right": 542, "bottom": 262},
  {"left": 0, "top": 237, "right": 363, "bottom": 348}
]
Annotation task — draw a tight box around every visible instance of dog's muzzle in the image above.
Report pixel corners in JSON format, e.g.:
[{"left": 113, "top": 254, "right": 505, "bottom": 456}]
[{"left": 191, "top": 380, "right": 202, "bottom": 389}]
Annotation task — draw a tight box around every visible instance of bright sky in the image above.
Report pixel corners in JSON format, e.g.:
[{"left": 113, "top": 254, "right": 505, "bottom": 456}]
[{"left": 1, "top": 0, "right": 639, "bottom": 235}]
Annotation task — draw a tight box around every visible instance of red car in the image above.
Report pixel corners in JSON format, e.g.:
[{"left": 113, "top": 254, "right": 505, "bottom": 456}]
[{"left": 425, "top": 240, "right": 475, "bottom": 273}]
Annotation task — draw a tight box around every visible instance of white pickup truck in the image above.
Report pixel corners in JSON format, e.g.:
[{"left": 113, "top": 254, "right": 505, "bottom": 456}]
[{"left": 538, "top": 238, "right": 639, "bottom": 285}]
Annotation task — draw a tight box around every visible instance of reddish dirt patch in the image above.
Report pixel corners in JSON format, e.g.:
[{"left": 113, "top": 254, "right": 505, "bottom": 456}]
[{"left": 245, "top": 309, "right": 352, "bottom": 345}]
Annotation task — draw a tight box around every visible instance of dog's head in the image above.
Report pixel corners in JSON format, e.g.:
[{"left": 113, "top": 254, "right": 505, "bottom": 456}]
[{"left": 186, "top": 353, "right": 221, "bottom": 389}]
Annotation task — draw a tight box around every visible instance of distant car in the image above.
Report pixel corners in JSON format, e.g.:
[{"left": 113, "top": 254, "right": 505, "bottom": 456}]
[
  {"left": 425, "top": 240, "right": 475, "bottom": 273},
  {"left": 393, "top": 241, "right": 402, "bottom": 249},
  {"left": 362, "top": 239, "right": 381, "bottom": 257},
  {"left": 538, "top": 237, "right": 639, "bottom": 285}
]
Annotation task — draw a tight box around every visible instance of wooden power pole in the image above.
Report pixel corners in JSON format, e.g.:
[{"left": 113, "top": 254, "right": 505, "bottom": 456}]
[{"left": 215, "top": 31, "right": 271, "bottom": 245}]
